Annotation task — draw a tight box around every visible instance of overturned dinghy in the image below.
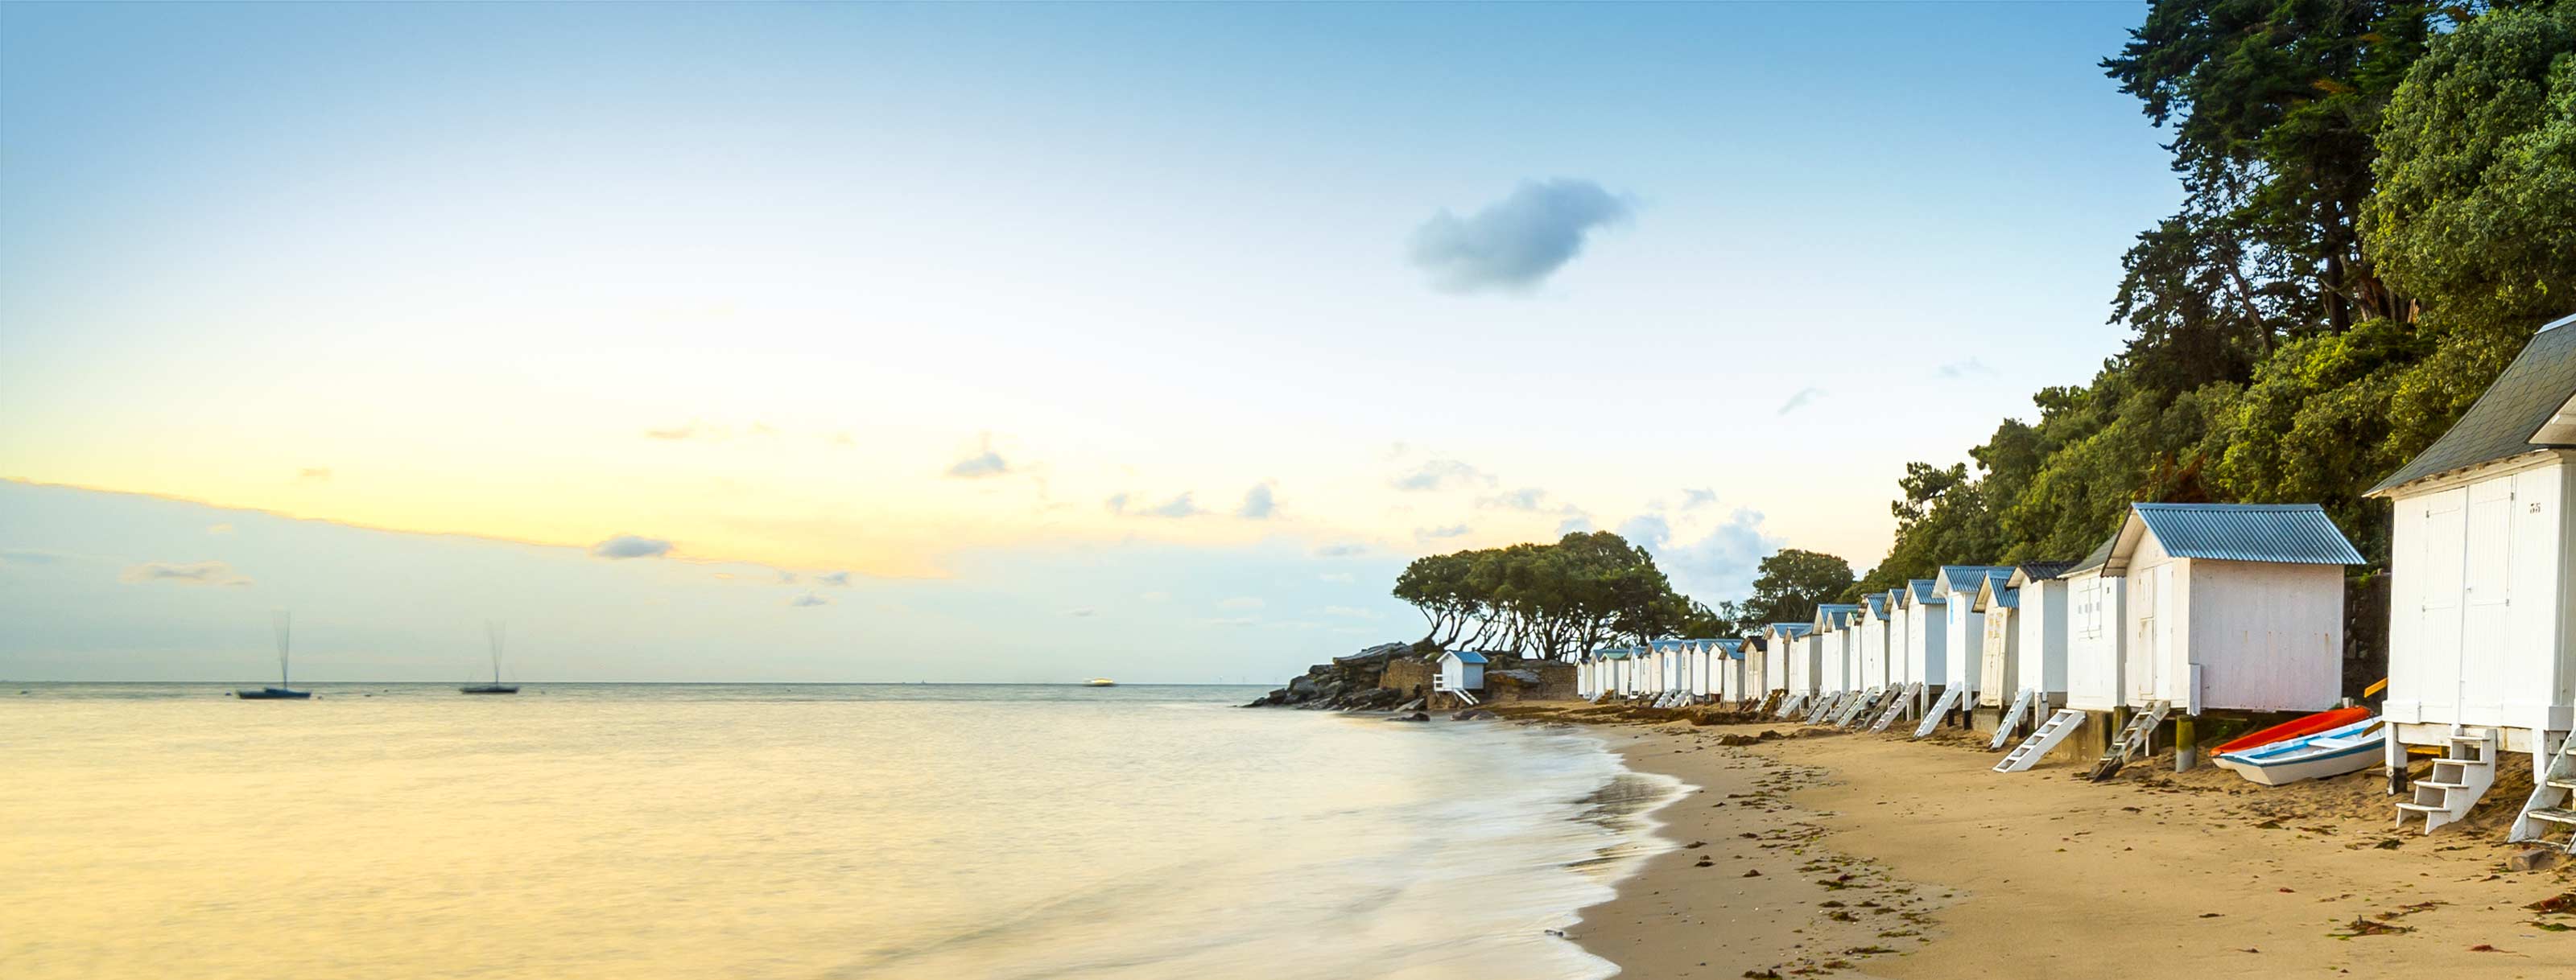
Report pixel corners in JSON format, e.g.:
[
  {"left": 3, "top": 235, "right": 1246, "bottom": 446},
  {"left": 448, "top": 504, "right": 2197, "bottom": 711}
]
[{"left": 2214, "top": 718, "right": 2384, "bottom": 786}]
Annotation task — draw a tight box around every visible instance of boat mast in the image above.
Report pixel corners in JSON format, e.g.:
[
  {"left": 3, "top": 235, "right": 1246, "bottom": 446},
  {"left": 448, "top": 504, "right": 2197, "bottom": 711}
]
[
  {"left": 274, "top": 611, "right": 291, "bottom": 689},
  {"left": 487, "top": 620, "right": 505, "bottom": 684}
]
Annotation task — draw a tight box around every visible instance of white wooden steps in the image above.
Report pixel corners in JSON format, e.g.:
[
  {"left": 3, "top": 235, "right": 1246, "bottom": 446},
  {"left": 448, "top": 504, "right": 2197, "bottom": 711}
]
[
  {"left": 1775, "top": 693, "right": 1807, "bottom": 719},
  {"left": 1803, "top": 692, "right": 1844, "bottom": 725},
  {"left": 2512, "top": 730, "right": 2576, "bottom": 853},
  {"left": 1868, "top": 682, "right": 1923, "bottom": 733},
  {"left": 1912, "top": 686, "right": 1967, "bottom": 739},
  {"left": 2087, "top": 700, "right": 2169, "bottom": 781},
  {"left": 1988, "top": 688, "right": 2038, "bottom": 751},
  {"left": 1833, "top": 688, "right": 1882, "bottom": 727},
  {"left": 2396, "top": 727, "right": 2497, "bottom": 834},
  {"left": 1996, "top": 710, "right": 2086, "bottom": 773}
]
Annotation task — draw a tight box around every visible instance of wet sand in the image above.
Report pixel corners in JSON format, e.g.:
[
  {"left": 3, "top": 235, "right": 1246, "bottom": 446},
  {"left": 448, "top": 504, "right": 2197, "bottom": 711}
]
[{"left": 1524, "top": 706, "right": 2576, "bottom": 978}]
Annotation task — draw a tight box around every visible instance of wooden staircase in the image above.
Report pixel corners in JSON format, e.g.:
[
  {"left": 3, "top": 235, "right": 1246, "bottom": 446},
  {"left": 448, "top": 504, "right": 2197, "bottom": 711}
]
[
  {"left": 1996, "top": 710, "right": 2086, "bottom": 773},
  {"left": 1833, "top": 688, "right": 1882, "bottom": 727},
  {"left": 2397, "top": 727, "right": 2500, "bottom": 834},
  {"left": 2087, "top": 700, "right": 2170, "bottom": 781},
  {"left": 1988, "top": 688, "right": 2038, "bottom": 751},
  {"left": 1912, "top": 686, "right": 1967, "bottom": 739},
  {"left": 1775, "top": 693, "right": 1808, "bottom": 720},
  {"left": 2512, "top": 730, "right": 2576, "bottom": 852},
  {"left": 1868, "top": 682, "right": 1923, "bottom": 733},
  {"left": 1802, "top": 691, "right": 1843, "bottom": 725}
]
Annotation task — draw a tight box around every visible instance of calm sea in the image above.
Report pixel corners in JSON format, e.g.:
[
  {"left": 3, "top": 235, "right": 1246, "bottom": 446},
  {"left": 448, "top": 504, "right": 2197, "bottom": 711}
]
[{"left": 1, "top": 683, "right": 1681, "bottom": 979}]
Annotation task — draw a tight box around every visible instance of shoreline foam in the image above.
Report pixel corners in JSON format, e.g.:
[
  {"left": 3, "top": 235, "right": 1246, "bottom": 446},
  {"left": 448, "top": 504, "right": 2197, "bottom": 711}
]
[{"left": 1513, "top": 706, "right": 2576, "bottom": 978}]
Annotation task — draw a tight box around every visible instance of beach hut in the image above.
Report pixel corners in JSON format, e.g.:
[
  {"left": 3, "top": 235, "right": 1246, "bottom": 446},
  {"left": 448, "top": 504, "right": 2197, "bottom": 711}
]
[
  {"left": 1816, "top": 603, "right": 1861, "bottom": 696},
  {"left": 2099, "top": 503, "right": 2361, "bottom": 713},
  {"left": 1690, "top": 639, "right": 1716, "bottom": 699},
  {"left": 1856, "top": 595, "right": 1892, "bottom": 693},
  {"left": 2062, "top": 535, "right": 2128, "bottom": 714},
  {"left": 1772, "top": 623, "right": 1817, "bottom": 699},
  {"left": 1715, "top": 638, "right": 1747, "bottom": 703},
  {"left": 1437, "top": 650, "right": 1488, "bottom": 694},
  {"left": 1743, "top": 636, "right": 1772, "bottom": 702},
  {"left": 2006, "top": 561, "right": 2078, "bottom": 723},
  {"left": 1901, "top": 579, "right": 1949, "bottom": 711},
  {"left": 2366, "top": 313, "right": 2576, "bottom": 838},
  {"left": 1931, "top": 566, "right": 2013, "bottom": 720},
  {"left": 1973, "top": 570, "right": 2019, "bottom": 710}
]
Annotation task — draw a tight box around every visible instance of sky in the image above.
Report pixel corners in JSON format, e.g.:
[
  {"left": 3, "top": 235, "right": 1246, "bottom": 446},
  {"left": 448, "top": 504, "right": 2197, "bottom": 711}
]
[{"left": 0, "top": 3, "right": 2178, "bottom": 683}]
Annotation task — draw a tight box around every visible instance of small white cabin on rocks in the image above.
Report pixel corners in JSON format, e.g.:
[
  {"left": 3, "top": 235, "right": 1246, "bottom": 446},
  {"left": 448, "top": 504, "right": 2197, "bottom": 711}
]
[
  {"left": 2370, "top": 314, "right": 2576, "bottom": 773},
  {"left": 2100, "top": 502, "right": 2362, "bottom": 713},
  {"left": 1438, "top": 650, "right": 1488, "bottom": 694}
]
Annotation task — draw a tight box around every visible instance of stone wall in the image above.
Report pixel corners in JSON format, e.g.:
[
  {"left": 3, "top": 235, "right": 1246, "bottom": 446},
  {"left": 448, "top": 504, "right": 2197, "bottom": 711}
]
[{"left": 1381, "top": 658, "right": 1435, "bottom": 700}]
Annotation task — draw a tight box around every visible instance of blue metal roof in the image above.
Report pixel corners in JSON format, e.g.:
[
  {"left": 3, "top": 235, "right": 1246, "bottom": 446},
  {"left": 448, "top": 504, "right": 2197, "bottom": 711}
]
[
  {"left": 1770, "top": 622, "right": 1813, "bottom": 637},
  {"left": 1939, "top": 565, "right": 2014, "bottom": 595},
  {"left": 1652, "top": 639, "right": 1683, "bottom": 652},
  {"left": 1908, "top": 579, "right": 1942, "bottom": 603},
  {"left": 1713, "top": 638, "right": 1743, "bottom": 654},
  {"left": 1864, "top": 594, "right": 1887, "bottom": 617},
  {"left": 1982, "top": 569, "right": 2018, "bottom": 609},
  {"left": 2121, "top": 503, "right": 2365, "bottom": 568},
  {"left": 1448, "top": 650, "right": 1488, "bottom": 664}
]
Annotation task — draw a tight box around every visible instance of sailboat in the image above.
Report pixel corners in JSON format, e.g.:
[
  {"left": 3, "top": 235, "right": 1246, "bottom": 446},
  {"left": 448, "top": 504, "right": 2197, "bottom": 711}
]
[
  {"left": 460, "top": 620, "right": 519, "bottom": 694},
  {"left": 237, "top": 611, "right": 312, "bottom": 700}
]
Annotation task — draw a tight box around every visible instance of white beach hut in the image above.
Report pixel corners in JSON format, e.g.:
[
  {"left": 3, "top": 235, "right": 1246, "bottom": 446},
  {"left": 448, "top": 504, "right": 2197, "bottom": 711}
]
[
  {"left": 2007, "top": 561, "right": 2079, "bottom": 719},
  {"left": 1901, "top": 579, "right": 1949, "bottom": 710},
  {"left": 1716, "top": 639, "right": 1748, "bottom": 703},
  {"left": 1931, "top": 566, "right": 2013, "bottom": 719},
  {"left": 1773, "top": 623, "right": 1817, "bottom": 700},
  {"left": 1437, "top": 650, "right": 1488, "bottom": 694},
  {"left": 2062, "top": 535, "right": 2128, "bottom": 714},
  {"left": 2366, "top": 314, "right": 2576, "bottom": 839},
  {"left": 2100, "top": 503, "right": 2360, "bottom": 713},
  {"left": 1817, "top": 604, "right": 1861, "bottom": 696},
  {"left": 1973, "top": 570, "right": 2019, "bottom": 710},
  {"left": 1856, "top": 595, "right": 1892, "bottom": 693}
]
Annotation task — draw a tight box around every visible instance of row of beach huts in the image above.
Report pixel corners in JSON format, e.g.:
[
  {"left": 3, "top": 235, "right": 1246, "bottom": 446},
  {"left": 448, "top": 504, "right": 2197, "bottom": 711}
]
[{"left": 1566, "top": 314, "right": 2576, "bottom": 850}]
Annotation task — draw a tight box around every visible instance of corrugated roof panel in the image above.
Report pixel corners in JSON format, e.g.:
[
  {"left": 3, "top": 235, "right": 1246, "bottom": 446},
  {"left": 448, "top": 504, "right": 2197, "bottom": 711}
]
[
  {"left": 1449, "top": 650, "right": 1488, "bottom": 664},
  {"left": 2130, "top": 503, "right": 2365, "bottom": 566},
  {"left": 2370, "top": 314, "right": 2576, "bottom": 495}
]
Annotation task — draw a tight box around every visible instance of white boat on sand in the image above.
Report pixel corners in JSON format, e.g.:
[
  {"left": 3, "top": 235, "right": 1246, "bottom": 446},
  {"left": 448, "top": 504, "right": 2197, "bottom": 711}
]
[{"left": 2214, "top": 717, "right": 2384, "bottom": 786}]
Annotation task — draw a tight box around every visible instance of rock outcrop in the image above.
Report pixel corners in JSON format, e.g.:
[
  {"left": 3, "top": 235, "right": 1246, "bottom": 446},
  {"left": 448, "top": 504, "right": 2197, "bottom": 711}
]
[{"left": 1245, "top": 642, "right": 1422, "bottom": 710}]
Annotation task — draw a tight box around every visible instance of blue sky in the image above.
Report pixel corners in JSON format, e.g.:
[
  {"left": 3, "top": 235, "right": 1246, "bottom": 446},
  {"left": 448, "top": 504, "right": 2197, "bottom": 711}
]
[{"left": 0, "top": 3, "right": 2177, "bottom": 681}]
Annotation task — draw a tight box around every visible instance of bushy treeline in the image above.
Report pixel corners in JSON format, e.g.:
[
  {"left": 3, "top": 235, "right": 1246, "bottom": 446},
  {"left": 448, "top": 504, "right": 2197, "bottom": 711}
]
[
  {"left": 1390, "top": 532, "right": 1728, "bottom": 659},
  {"left": 1847, "top": 1, "right": 2576, "bottom": 599}
]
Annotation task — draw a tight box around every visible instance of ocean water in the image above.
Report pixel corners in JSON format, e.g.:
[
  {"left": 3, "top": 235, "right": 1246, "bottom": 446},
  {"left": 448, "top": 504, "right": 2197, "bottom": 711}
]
[{"left": 0, "top": 683, "right": 1681, "bottom": 979}]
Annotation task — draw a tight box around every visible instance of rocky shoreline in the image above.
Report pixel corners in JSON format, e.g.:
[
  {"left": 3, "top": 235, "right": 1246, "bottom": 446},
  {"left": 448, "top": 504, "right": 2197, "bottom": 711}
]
[{"left": 1241, "top": 641, "right": 1575, "bottom": 710}]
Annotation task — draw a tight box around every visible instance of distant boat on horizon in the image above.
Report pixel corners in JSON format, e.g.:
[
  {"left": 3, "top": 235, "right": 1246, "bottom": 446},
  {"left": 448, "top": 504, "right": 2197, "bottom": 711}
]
[
  {"left": 1085, "top": 677, "right": 1117, "bottom": 687},
  {"left": 236, "top": 611, "right": 311, "bottom": 700},
  {"left": 460, "top": 620, "right": 519, "bottom": 695}
]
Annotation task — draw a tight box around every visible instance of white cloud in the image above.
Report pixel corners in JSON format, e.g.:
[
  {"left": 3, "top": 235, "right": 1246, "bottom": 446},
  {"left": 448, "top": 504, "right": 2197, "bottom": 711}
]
[
  {"left": 590, "top": 534, "right": 674, "bottom": 559},
  {"left": 1065, "top": 607, "right": 1097, "bottom": 618},
  {"left": 1777, "top": 387, "right": 1825, "bottom": 415},
  {"left": 295, "top": 467, "right": 332, "bottom": 485},
  {"left": 206, "top": 523, "right": 235, "bottom": 535},
  {"left": 815, "top": 570, "right": 851, "bottom": 587},
  {"left": 1139, "top": 591, "right": 1170, "bottom": 602},
  {"left": 1318, "top": 572, "right": 1355, "bottom": 584},
  {"left": 1237, "top": 482, "right": 1278, "bottom": 520},
  {"left": 1391, "top": 459, "right": 1494, "bottom": 492},
  {"left": 946, "top": 434, "right": 1011, "bottom": 479},
  {"left": 1107, "top": 492, "right": 1200, "bottom": 518},
  {"left": 1313, "top": 542, "right": 1368, "bottom": 558},
  {"left": 788, "top": 591, "right": 832, "bottom": 607},
  {"left": 1414, "top": 524, "right": 1472, "bottom": 542},
  {"left": 1218, "top": 596, "right": 1265, "bottom": 611},
  {"left": 118, "top": 560, "right": 250, "bottom": 587},
  {"left": 1410, "top": 179, "right": 1634, "bottom": 292},
  {"left": 1936, "top": 358, "right": 1996, "bottom": 379},
  {"left": 1681, "top": 488, "right": 1719, "bottom": 510}
]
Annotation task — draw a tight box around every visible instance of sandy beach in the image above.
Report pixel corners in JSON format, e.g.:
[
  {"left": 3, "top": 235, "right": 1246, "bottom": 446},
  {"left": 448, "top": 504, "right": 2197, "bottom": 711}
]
[{"left": 1513, "top": 706, "right": 2576, "bottom": 979}]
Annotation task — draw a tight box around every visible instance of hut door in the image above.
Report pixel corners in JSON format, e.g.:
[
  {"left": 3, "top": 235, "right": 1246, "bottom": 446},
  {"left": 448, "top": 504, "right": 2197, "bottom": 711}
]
[
  {"left": 2462, "top": 480, "right": 2516, "bottom": 713},
  {"left": 2418, "top": 492, "right": 2468, "bottom": 717}
]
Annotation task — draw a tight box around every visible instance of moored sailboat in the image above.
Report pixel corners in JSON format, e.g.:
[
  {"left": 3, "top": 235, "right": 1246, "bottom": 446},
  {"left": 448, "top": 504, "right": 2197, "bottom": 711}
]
[
  {"left": 460, "top": 620, "right": 519, "bottom": 694},
  {"left": 236, "top": 611, "right": 312, "bottom": 700}
]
